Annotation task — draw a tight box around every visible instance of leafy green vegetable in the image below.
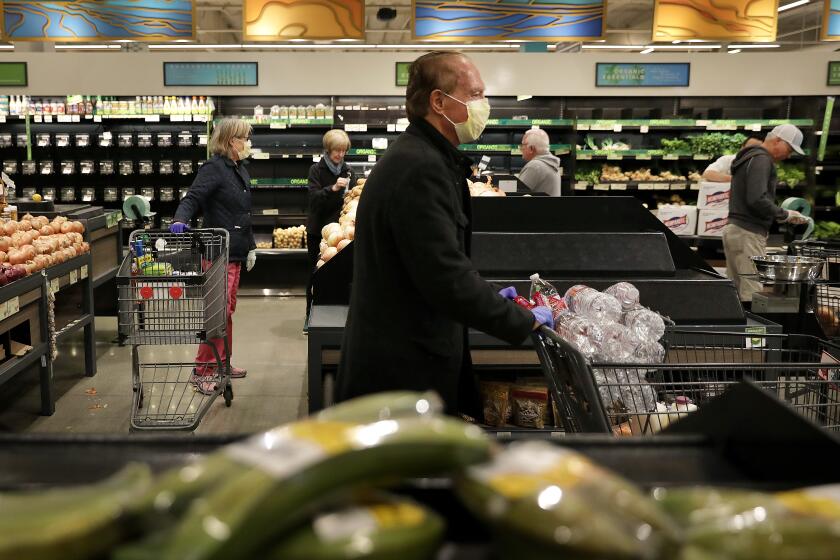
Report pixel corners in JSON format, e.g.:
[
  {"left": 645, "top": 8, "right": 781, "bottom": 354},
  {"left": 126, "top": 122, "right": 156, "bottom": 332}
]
[
  {"left": 575, "top": 163, "right": 601, "bottom": 185},
  {"left": 686, "top": 133, "right": 747, "bottom": 157},
  {"left": 814, "top": 221, "right": 840, "bottom": 240},
  {"left": 660, "top": 138, "right": 689, "bottom": 154},
  {"left": 777, "top": 164, "right": 806, "bottom": 187}
]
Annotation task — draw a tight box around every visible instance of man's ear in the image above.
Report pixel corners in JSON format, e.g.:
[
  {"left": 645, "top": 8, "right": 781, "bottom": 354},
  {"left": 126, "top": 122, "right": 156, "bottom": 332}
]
[{"left": 429, "top": 89, "right": 445, "bottom": 116}]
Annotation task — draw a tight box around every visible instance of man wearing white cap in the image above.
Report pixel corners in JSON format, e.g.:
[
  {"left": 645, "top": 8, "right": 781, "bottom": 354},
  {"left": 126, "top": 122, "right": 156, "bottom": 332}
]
[{"left": 723, "top": 124, "right": 809, "bottom": 303}]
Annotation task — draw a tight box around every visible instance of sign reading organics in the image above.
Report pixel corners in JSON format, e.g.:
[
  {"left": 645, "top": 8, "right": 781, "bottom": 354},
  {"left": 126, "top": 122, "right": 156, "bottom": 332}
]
[
  {"left": 596, "top": 63, "right": 690, "bottom": 87},
  {"left": 0, "top": 63, "right": 27, "bottom": 87},
  {"left": 396, "top": 62, "right": 411, "bottom": 87},
  {"left": 828, "top": 62, "right": 840, "bottom": 86}
]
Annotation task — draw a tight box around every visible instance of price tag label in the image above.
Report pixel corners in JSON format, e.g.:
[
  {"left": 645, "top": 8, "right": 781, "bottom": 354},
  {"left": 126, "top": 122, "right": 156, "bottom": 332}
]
[
  {"left": 34, "top": 115, "right": 43, "bottom": 123},
  {"left": 610, "top": 183, "right": 627, "bottom": 191},
  {"left": 81, "top": 265, "right": 88, "bottom": 279},
  {"left": 145, "top": 115, "right": 160, "bottom": 122},
  {"left": 357, "top": 124, "right": 368, "bottom": 132},
  {"left": 194, "top": 115, "right": 207, "bottom": 122},
  {"left": 638, "top": 183, "right": 656, "bottom": 190},
  {"left": 577, "top": 124, "right": 590, "bottom": 131},
  {"left": 84, "top": 114, "right": 92, "bottom": 120},
  {"left": 50, "top": 278, "right": 60, "bottom": 295},
  {"left": 0, "top": 301, "right": 9, "bottom": 322},
  {"left": 695, "top": 120, "right": 710, "bottom": 127},
  {"left": 387, "top": 124, "right": 396, "bottom": 132},
  {"left": 606, "top": 153, "right": 623, "bottom": 160},
  {"left": 0, "top": 116, "right": 5, "bottom": 123},
  {"left": 663, "top": 154, "right": 679, "bottom": 160},
  {"left": 574, "top": 181, "right": 589, "bottom": 190},
  {"left": 251, "top": 152, "right": 269, "bottom": 160},
  {"left": 640, "top": 125, "right": 649, "bottom": 134},
  {"left": 693, "top": 154, "right": 712, "bottom": 160},
  {"left": 94, "top": 115, "right": 102, "bottom": 122},
  {"left": 171, "top": 115, "right": 183, "bottom": 122},
  {"left": 58, "top": 115, "right": 71, "bottom": 123},
  {"left": 312, "top": 155, "right": 321, "bottom": 162},
  {"left": 594, "top": 183, "right": 610, "bottom": 191},
  {"left": 635, "top": 153, "right": 652, "bottom": 160},
  {"left": 395, "top": 123, "right": 408, "bottom": 132},
  {"left": 263, "top": 209, "right": 279, "bottom": 216},
  {"left": 281, "top": 154, "right": 289, "bottom": 159},
  {"left": 70, "top": 269, "right": 78, "bottom": 285},
  {"left": 690, "top": 183, "right": 701, "bottom": 191},
  {"left": 6, "top": 296, "right": 18, "bottom": 318},
  {"left": 670, "top": 183, "right": 687, "bottom": 190},
  {"left": 654, "top": 183, "right": 670, "bottom": 190},
  {"left": 367, "top": 155, "right": 377, "bottom": 162},
  {"left": 270, "top": 122, "right": 287, "bottom": 129},
  {"left": 72, "top": 115, "right": 80, "bottom": 122},
  {"left": 613, "top": 124, "right": 623, "bottom": 132}
]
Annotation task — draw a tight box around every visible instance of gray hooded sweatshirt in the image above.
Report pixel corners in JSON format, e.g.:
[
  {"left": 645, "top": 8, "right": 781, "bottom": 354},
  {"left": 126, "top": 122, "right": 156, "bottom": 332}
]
[
  {"left": 518, "top": 153, "right": 562, "bottom": 196},
  {"left": 729, "top": 145, "right": 787, "bottom": 235}
]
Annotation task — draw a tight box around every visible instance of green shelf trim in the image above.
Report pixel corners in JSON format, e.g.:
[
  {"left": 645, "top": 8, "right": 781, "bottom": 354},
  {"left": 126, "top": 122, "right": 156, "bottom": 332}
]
[
  {"left": 485, "top": 118, "right": 573, "bottom": 127},
  {"left": 347, "top": 148, "right": 379, "bottom": 155},
  {"left": 250, "top": 178, "right": 308, "bottom": 187},
  {"left": 575, "top": 118, "right": 814, "bottom": 129}
]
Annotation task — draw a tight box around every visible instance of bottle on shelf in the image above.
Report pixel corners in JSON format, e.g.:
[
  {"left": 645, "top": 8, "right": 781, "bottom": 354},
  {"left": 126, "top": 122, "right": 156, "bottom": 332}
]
[
  {"left": 163, "top": 96, "right": 171, "bottom": 115},
  {"left": 34, "top": 99, "right": 43, "bottom": 115},
  {"left": 85, "top": 96, "right": 93, "bottom": 115},
  {"left": 95, "top": 95, "right": 102, "bottom": 115},
  {"left": 177, "top": 97, "right": 186, "bottom": 115},
  {"left": 191, "top": 95, "right": 198, "bottom": 114},
  {"left": 198, "top": 96, "right": 207, "bottom": 114},
  {"left": 0, "top": 95, "right": 8, "bottom": 116}
]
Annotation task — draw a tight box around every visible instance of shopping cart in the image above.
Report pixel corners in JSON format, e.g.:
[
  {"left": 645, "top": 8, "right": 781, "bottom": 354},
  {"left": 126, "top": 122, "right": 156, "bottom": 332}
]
[
  {"left": 790, "top": 240, "right": 840, "bottom": 338},
  {"left": 117, "top": 229, "right": 232, "bottom": 431},
  {"left": 533, "top": 327, "right": 840, "bottom": 435}
]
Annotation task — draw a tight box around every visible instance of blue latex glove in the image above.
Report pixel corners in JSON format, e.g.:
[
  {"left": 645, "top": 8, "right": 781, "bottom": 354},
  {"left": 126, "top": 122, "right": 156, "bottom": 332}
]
[
  {"left": 531, "top": 306, "right": 554, "bottom": 330},
  {"left": 498, "top": 286, "right": 518, "bottom": 300},
  {"left": 170, "top": 222, "right": 190, "bottom": 234}
]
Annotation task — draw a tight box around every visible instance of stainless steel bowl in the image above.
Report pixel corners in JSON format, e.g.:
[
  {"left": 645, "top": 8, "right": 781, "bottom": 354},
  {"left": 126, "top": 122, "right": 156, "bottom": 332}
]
[{"left": 751, "top": 254, "right": 825, "bottom": 282}]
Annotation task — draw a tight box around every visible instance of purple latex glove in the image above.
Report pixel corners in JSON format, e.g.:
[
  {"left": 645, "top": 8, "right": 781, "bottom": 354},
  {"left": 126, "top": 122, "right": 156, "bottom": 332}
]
[
  {"left": 170, "top": 222, "right": 190, "bottom": 234},
  {"left": 499, "top": 286, "right": 518, "bottom": 300},
  {"left": 531, "top": 306, "right": 554, "bottom": 330}
]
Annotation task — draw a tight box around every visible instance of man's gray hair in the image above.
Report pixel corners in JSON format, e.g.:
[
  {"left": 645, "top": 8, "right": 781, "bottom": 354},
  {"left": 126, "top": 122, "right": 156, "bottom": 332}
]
[{"left": 522, "top": 128, "right": 550, "bottom": 154}]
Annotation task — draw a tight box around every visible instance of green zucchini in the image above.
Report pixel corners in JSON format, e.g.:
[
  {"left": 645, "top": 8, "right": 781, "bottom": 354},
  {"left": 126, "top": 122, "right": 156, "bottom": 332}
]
[
  {"left": 657, "top": 486, "right": 840, "bottom": 560},
  {"left": 157, "top": 416, "right": 491, "bottom": 560},
  {"left": 455, "top": 440, "right": 681, "bottom": 560},
  {"left": 267, "top": 495, "right": 444, "bottom": 560},
  {"left": 316, "top": 391, "right": 443, "bottom": 423},
  {"left": 0, "top": 463, "right": 152, "bottom": 560},
  {"left": 141, "top": 262, "right": 173, "bottom": 276}
]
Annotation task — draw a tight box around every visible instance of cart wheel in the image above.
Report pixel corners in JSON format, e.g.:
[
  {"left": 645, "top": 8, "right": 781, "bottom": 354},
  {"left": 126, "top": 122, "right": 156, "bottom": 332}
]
[{"left": 224, "top": 384, "right": 233, "bottom": 407}]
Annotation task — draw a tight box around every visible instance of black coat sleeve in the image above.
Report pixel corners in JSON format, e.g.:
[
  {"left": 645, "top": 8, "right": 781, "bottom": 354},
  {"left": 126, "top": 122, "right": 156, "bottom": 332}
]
[
  {"left": 388, "top": 167, "right": 535, "bottom": 346},
  {"left": 307, "top": 163, "right": 342, "bottom": 216},
  {"left": 173, "top": 164, "right": 219, "bottom": 224}
]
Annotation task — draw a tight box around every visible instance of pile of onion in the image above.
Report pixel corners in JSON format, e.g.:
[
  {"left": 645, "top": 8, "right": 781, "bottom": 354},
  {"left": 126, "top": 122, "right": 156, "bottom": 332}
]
[{"left": 0, "top": 215, "right": 88, "bottom": 282}]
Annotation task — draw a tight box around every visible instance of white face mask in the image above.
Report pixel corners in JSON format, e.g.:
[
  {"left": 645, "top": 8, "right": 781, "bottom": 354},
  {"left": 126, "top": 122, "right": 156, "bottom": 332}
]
[
  {"left": 441, "top": 92, "right": 490, "bottom": 144},
  {"left": 236, "top": 139, "right": 252, "bottom": 160}
]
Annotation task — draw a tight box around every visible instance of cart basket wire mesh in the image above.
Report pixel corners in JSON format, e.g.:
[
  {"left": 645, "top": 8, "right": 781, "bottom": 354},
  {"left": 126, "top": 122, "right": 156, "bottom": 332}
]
[
  {"left": 533, "top": 327, "right": 840, "bottom": 435},
  {"left": 117, "top": 229, "right": 229, "bottom": 345}
]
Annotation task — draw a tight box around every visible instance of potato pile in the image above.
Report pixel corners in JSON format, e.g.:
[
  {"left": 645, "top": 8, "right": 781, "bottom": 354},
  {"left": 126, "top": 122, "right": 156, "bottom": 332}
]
[
  {"left": 316, "top": 179, "right": 364, "bottom": 268},
  {"left": 469, "top": 176, "right": 506, "bottom": 197},
  {"left": 273, "top": 225, "right": 306, "bottom": 249},
  {"left": 602, "top": 165, "right": 686, "bottom": 183}
]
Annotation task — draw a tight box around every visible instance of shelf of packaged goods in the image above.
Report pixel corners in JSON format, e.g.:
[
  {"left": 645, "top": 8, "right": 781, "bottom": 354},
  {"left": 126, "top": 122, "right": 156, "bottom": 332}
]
[
  {"left": 460, "top": 143, "right": 572, "bottom": 155},
  {"left": 225, "top": 118, "right": 335, "bottom": 128},
  {"left": 249, "top": 178, "right": 308, "bottom": 189},
  {"left": 574, "top": 181, "right": 700, "bottom": 192},
  {"left": 486, "top": 118, "right": 574, "bottom": 128},
  {"left": 576, "top": 118, "right": 814, "bottom": 131},
  {"left": 576, "top": 150, "right": 699, "bottom": 160},
  {"left": 4, "top": 114, "right": 212, "bottom": 123}
]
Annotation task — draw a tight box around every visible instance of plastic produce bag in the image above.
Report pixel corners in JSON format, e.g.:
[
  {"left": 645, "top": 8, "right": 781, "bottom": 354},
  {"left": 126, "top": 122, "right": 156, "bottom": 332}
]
[
  {"left": 654, "top": 485, "right": 840, "bottom": 560},
  {"left": 456, "top": 441, "right": 682, "bottom": 560}
]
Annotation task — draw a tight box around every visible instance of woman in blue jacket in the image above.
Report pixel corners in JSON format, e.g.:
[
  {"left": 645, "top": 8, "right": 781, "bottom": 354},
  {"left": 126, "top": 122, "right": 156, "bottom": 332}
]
[{"left": 170, "top": 118, "right": 255, "bottom": 394}]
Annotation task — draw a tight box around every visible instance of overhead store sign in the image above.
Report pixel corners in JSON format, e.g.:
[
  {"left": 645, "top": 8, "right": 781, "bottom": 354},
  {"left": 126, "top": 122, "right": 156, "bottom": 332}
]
[
  {"left": 243, "top": 0, "right": 364, "bottom": 40},
  {"left": 824, "top": 0, "right": 840, "bottom": 40},
  {"left": 396, "top": 62, "right": 411, "bottom": 87},
  {"left": 413, "top": 0, "right": 605, "bottom": 41},
  {"left": 596, "top": 63, "right": 690, "bottom": 87},
  {"left": 652, "top": 0, "right": 777, "bottom": 42},
  {"left": 829, "top": 62, "right": 840, "bottom": 86},
  {"left": 164, "top": 63, "right": 258, "bottom": 86},
  {"left": 0, "top": 63, "right": 27, "bottom": 87},
  {"left": 1, "top": 0, "right": 195, "bottom": 41}
]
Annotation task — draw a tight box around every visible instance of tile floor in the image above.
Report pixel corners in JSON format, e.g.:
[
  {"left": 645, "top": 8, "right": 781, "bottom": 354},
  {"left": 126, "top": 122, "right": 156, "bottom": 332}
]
[{"left": 0, "top": 296, "right": 308, "bottom": 434}]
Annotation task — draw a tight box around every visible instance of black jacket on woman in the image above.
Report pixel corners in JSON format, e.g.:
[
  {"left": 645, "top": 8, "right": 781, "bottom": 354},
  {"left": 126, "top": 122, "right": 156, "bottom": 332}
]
[
  {"left": 336, "top": 118, "right": 534, "bottom": 415},
  {"left": 174, "top": 154, "right": 255, "bottom": 263},
  {"left": 306, "top": 158, "right": 350, "bottom": 247}
]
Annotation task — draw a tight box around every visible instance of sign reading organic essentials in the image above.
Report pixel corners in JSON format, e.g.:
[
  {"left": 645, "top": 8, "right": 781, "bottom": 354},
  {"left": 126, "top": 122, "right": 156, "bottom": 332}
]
[
  {"left": 829, "top": 62, "right": 840, "bottom": 86},
  {"left": 596, "top": 63, "right": 690, "bottom": 87},
  {"left": 0, "top": 63, "right": 27, "bottom": 87},
  {"left": 164, "top": 62, "right": 258, "bottom": 86},
  {"left": 396, "top": 62, "right": 411, "bottom": 86}
]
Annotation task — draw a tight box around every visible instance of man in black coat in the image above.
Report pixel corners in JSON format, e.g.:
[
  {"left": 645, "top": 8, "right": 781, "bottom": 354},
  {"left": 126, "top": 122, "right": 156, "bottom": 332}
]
[{"left": 336, "top": 52, "right": 553, "bottom": 415}]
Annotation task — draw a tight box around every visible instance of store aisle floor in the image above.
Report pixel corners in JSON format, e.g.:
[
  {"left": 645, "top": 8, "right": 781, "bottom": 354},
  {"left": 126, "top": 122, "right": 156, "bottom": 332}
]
[{"left": 0, "top": 297, "right": 309, "bottom": 434}]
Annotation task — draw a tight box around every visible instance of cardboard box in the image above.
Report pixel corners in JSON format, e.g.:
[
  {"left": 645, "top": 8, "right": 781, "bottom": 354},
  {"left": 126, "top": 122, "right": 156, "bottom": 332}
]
[
  {"left": 656, "top": 205, "right": 698, "bottom": 236},
  {"left": 697, "top": 181, "right": 731, "bottom": 209},
  {"left": 698, "top": 208, "right": 729, "bottom": 237}
]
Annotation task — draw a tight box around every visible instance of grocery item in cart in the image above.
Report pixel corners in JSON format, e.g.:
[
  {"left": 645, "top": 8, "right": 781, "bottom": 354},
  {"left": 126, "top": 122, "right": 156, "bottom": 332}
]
[
  {"left": 593, "top": 368, "right": 658, "bottom": 416},
  {"left": 605, "top": 282, "right": 640, "bottom": 312},
  {"left": 510, "top": 385, "right": 549, "bottom": 429},
  {"left": 623, "top": 307, "right": 667, "bottom": 341},
  {"left": 565, "top": 284, "right": 622, "bottom": 323},
  {"left": 479, "top": 381, "right": 512, "bottom": 427},
  {"left": 456, "top": 441, "right": 682, "bottom": 560}
]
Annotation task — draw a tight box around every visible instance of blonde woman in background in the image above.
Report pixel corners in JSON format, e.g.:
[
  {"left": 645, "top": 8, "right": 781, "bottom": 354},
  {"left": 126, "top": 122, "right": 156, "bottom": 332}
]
[{"left": 171, "top": 118, "right": 255, "bottom": 394}]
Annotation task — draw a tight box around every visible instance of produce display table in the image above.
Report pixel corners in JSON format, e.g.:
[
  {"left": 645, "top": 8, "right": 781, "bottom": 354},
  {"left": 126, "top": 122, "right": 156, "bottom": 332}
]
[
  {"left": 84, "top": 210, "right": 122, "bottom": 289},
  {"left": 45, "top": 252, "right": 96, "bottom": 378},
  {"left": 0, "top": 272, "right": 52, "bottom": 414}
]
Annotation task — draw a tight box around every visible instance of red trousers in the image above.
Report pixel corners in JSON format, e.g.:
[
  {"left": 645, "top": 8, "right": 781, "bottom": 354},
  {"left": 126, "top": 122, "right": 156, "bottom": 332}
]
[{"left": 195, "top": 262, "right": 240, "bottom": 372}]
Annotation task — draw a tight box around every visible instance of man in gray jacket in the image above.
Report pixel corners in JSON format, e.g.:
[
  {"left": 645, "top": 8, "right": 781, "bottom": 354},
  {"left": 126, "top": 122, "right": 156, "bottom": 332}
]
[
  {"left": 518, "top": 128, "right": 562, "bottom": 196},
  {"left": 723, "top": 124, "right": 809, "bottom": 302}
]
